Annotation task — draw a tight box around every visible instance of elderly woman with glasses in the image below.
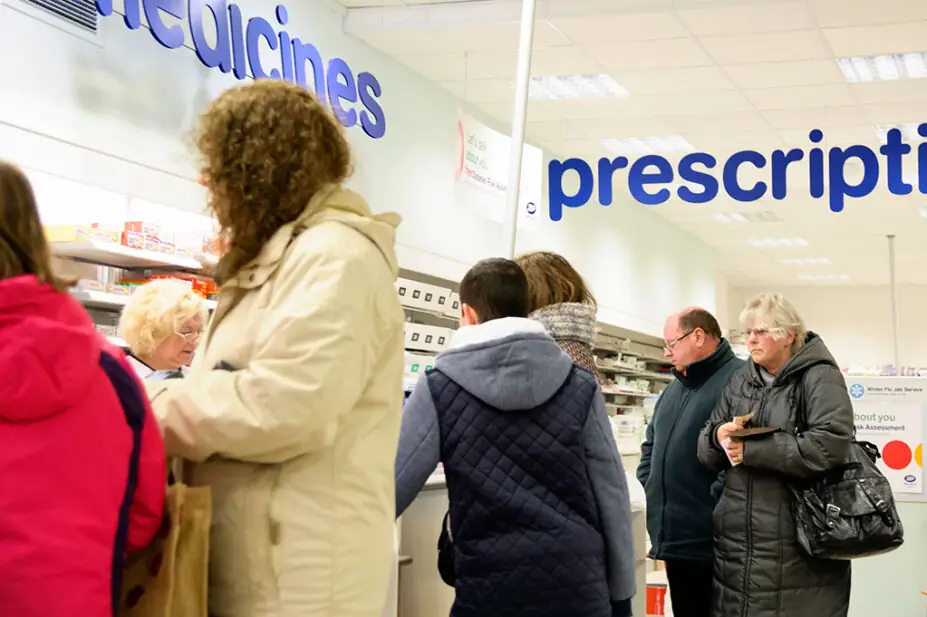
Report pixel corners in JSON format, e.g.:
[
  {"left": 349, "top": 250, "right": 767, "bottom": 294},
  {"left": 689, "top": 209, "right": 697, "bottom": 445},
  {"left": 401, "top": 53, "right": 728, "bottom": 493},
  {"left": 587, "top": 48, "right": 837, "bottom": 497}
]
[
  {"left": 697, "top": 292, "right": 854, "bottom": 617},
  {"left": 118, "top": 278, "right": 209, "bottom": 380}
]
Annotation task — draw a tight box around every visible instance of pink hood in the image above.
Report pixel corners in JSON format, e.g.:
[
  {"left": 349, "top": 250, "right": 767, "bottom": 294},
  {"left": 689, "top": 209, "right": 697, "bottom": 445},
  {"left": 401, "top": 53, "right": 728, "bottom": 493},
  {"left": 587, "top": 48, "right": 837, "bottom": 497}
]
[{"left": 0, "top": 275, "right": 101, "bottom": 422}]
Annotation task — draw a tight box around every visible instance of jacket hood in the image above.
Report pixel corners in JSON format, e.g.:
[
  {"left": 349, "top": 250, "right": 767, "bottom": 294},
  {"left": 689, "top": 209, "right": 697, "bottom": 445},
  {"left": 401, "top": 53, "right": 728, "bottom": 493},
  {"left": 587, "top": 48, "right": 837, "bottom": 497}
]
[
  {"left": 435, "top": 317, "right": 575, "bottom": 411},
  {"left": 749, "top": 331, "right": 837, "bottom": 385},
  {"left": 308, "top": 186, "right": 401, "bottom": 278},
  {"left": 0, "top": 275, "right": 100, "bottom": 421}
]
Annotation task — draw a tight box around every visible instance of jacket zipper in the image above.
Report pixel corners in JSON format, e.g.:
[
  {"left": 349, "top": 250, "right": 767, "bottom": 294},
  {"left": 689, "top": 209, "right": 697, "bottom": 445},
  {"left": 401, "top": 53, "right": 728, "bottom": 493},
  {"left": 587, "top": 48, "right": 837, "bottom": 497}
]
[
  {"left": 657, "top": 390, "right": 689, "bottom": 555},
  {"left": 741, "top": 388, "right": 768, "bottom": 617}
]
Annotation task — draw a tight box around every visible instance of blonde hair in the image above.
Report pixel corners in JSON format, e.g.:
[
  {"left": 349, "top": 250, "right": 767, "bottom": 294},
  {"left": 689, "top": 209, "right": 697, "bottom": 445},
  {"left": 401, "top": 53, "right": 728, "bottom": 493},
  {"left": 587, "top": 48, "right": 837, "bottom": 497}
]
[
  {"left": 739, "top": 292, "right": 807, "bottom": 354},
  {"left": 118, "top": 279, "right": 208, "bottom": 357}
]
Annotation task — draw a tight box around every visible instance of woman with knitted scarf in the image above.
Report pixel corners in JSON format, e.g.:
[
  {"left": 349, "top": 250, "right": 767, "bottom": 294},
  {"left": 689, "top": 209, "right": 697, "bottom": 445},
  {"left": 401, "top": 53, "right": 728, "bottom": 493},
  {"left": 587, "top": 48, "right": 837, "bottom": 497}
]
[{"left": 515, "top": 251, "right": 600, "bottom": 375}]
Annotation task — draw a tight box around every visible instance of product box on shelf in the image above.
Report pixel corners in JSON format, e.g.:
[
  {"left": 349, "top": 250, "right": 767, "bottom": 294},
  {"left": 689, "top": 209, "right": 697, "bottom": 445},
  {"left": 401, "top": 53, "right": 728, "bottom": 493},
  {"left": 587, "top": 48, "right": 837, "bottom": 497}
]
[
  {"left": 404, "top": 352, "right": 437, "bottom": 383},
  {"left": 44, "top": 224, "right": 121, "bottom": 245},
  {"left": 444, "top": 291, "right": 461, "bottom": 318},
  {"left": 404, "top": 323, "right": 452, "bottom": 353},
  {"left": 395, "top": 277, "right": 430, "bottom": 310}
]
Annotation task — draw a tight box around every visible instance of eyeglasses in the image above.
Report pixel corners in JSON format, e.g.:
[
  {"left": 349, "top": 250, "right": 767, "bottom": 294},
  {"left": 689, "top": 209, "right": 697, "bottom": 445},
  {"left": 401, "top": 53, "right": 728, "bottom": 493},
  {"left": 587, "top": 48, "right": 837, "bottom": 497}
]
[
  {"left": 664, "top": 330, "right": 694, "bottom": 352},
  {"left": 744, "top": 328, "right": 770, "bottom": 338},
  {"left": 175, "top": 330, "right": 204, "bottom": 342}
]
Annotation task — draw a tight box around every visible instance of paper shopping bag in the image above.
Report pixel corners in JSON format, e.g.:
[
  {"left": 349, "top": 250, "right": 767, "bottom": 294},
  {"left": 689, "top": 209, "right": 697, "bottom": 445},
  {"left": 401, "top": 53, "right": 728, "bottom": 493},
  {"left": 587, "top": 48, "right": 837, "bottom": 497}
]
[{"left": 118, "top": 483, "right": 212, "bottom": 617}]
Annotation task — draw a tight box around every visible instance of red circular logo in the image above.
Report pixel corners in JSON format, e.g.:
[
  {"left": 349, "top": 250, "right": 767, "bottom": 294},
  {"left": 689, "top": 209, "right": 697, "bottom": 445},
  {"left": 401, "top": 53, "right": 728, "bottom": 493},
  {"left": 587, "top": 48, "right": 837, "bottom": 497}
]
[{"left": 882, "top": 440, "right": 913, "bottom": 470}]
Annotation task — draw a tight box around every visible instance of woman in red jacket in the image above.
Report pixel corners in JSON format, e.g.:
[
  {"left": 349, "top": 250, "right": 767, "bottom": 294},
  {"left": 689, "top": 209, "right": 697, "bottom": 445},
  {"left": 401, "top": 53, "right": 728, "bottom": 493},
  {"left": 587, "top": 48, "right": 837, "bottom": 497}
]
[{"left": 0, "top": 160, "right": 167, "bottom": 616}]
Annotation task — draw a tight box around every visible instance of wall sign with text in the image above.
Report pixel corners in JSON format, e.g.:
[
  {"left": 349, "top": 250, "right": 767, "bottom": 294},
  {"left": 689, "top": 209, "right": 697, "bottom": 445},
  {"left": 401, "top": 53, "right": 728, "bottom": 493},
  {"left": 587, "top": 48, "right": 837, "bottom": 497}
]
[
  {"left": 847, "top": 377, "right": 925, "bottom": 501},
  {"left": 92, "top": 0, "right": 386, "bottom": 139},
  {"left": 547, "top": 126, "right": 926, "bottom": 221},
  {"left": 454, "top": 110, "right": 542, "bottom": 228}
]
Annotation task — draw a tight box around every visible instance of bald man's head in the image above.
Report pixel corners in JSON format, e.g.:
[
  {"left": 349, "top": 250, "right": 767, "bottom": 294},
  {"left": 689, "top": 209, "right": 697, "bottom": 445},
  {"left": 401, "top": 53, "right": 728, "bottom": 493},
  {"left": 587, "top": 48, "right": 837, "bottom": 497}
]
[{"left": 663, "top": 307, "right": 722, "bottom": 372}]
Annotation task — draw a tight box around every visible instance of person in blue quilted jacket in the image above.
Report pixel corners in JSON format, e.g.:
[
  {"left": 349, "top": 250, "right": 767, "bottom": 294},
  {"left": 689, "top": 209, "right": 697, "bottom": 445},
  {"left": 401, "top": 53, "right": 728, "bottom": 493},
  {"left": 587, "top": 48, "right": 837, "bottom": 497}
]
[{"left": 395, "top": 257, "right": 636, "bottom": 617}]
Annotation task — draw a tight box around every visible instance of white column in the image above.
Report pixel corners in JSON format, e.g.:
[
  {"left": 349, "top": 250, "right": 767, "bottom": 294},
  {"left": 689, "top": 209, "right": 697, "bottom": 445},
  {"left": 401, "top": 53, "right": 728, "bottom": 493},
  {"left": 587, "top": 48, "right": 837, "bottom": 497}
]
[
  {"left": 887, "top": 234, "right": 900, "bottom": 368},
  {"left": 501, "top": 0, "right": 538, "bottom": 259}
]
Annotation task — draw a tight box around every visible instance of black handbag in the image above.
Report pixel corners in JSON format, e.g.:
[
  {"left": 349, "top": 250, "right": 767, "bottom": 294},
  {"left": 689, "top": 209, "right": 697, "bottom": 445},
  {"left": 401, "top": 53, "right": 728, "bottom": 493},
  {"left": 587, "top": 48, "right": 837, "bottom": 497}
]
[{"left": 787, "top": 382, "right": 904, "bottom": 560}]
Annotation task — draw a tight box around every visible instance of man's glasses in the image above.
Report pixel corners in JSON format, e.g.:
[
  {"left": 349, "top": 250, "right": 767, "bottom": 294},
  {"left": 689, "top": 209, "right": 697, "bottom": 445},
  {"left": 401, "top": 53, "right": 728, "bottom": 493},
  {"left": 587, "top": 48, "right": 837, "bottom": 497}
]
[{"left": 664, "top": 330, "right": 694, "bottom": 352}]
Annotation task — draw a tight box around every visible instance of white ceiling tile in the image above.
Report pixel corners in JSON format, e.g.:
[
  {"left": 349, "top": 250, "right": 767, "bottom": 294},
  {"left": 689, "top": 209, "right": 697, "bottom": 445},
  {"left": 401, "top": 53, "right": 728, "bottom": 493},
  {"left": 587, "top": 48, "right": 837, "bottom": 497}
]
[
  {"left": 397, "top": 53, "right": 466, "bottom": 81},
  {"left": 662, "top": 111, "right": 770, "bottom": 134},
  {"left": 744, "top": 84, "right": 856, "bottom": 110},
  {"left": 699, "top": 30, "right": 832, "bottom": 65},
  {"left": 526, "top": 121, "right": 568, "bottom": 142},
  {"left": 639, "top": 90, "right": 753, "bottom": 115},
  {"left": 358, "top": 21, "right": 570, "bottom": 55},
  {"left": 551, "top": 12, "right": 689, "bottom": 44},
  {"left": 851, "top": 81, "right": 927, "bottom": 105},
  {"left": 584, "top": 38, "right": 712, "bottom": 71},
  {"left": 462, "top": 46, "right": 607, "bottom": 80},
  {"left": 863, "top": 103, "right": 927, "bottom": 124},
  {"left": 566, "top": 116, "right": 676, "bottom": 139},
  {"left": 461, "top": 79, "right": 513, "bottom": 104},
  {"left": 823, "top": 22, "right": 927, "bottom": 58},
  {"left": 810, "top": 0, "right": 927, "bottom": 28},
  {"left": 438, "top": 80, "right": 466, "bottom": 99},
  {"left": 723, "top": 59, "right": 845, "bottom": 90},
  {"left": 678, "top": 1, "right": 815, "bottom": 36},
  {"left": 612, "top": 66, "right": 735, "bottom": 95},
  {"left": 680, "top": 128, "right": 785, "bottom": 156},
  {"left": 762, "top": 106, "right": 869, "bottom": 129}
]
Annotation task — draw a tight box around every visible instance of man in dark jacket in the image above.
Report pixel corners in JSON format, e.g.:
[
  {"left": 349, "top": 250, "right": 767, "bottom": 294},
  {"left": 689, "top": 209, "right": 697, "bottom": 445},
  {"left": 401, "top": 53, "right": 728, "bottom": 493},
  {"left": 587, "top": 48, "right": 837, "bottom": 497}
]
[
  {"left": 395, "top": 258, "right": 636, "bottom": 617},
  {"left": 636, "top": 308, "right": 743, "bottom": 617}
]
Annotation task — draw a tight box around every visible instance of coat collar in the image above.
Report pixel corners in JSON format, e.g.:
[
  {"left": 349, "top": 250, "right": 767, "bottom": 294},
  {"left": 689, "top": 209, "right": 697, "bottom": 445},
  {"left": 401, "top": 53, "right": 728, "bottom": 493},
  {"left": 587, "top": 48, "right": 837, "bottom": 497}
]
[{"left": 673, "top": 338, "right": 736, "bottom": 389}]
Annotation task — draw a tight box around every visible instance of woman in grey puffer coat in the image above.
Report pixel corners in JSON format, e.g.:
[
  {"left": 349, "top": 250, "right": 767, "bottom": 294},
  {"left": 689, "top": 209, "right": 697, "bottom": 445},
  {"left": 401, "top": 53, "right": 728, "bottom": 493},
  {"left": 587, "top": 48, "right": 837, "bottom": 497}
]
[{"left": 697, "top": 293, "right": 854, "bottom": 617}]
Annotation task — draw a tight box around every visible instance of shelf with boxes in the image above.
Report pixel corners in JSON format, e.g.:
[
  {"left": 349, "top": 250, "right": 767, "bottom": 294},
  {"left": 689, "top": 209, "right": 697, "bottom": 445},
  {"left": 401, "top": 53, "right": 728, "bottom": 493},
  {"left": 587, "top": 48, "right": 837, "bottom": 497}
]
[
  {"left": 47, "top": 221, "right": 222, "bottom": 348},
  {"left": 396, "top": 270, "right": 461, "bottom": 392},
  {"left": 594, "top": 326, "right": 673, "bottom": 457}
]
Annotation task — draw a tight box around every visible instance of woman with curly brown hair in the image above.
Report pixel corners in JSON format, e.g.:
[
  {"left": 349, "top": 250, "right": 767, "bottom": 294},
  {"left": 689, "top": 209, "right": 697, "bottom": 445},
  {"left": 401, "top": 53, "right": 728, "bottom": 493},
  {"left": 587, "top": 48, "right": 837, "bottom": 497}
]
[
  {"left": 514, "top": 250, "right": 599, "bottom": 373},
  {"left": 146, "top": 80, "right": 406, "bottom": 617}
]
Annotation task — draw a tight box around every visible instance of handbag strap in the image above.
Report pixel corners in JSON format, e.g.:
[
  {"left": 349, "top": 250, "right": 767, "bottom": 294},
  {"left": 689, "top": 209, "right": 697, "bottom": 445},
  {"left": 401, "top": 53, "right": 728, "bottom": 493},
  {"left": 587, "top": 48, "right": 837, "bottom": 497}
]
[{"left": 99, "top": 351, "right": 147, "bottom": 617}]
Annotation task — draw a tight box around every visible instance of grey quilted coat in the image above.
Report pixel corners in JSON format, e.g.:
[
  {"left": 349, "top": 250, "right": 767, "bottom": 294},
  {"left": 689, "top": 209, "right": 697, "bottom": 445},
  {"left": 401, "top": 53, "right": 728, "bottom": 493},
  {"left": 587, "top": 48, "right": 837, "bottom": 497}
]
[{"left": 697, "top": 333, "right": 854, "bottom": 617}]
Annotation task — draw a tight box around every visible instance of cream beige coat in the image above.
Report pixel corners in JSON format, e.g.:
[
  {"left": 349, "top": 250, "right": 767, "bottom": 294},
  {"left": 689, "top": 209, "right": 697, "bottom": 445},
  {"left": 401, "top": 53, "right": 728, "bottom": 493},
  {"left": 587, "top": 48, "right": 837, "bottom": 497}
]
[{"left": 148, "top": 186, "right": 405, "bottom": 617}]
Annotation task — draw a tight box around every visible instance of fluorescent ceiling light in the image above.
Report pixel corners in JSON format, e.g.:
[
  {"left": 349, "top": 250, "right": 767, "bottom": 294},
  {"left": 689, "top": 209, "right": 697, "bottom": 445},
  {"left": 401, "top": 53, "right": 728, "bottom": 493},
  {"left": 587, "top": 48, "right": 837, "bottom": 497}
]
[
  {"left": 602, "top": 135, "right": 694, "bottom": 156},
  {"left": 875, "top": 123, "right": 921, "bottom": 141},
  {"left": 798, "top": 274, "right": 851, "bottom": 281},
  {"left": 747, "top": 237, "right": 808, "bottom": 247},
  {"left": 837, "top": 52, "right": 927, "bottom": 82},
  {"left": 778, "top": 257, "right": 832, "bottom": 265},
  {"left": 714, "top": 211, "right": 780, "bottom": 224},
  {"left": 527, "top": 74, "right": 629, "bottom": 101}
]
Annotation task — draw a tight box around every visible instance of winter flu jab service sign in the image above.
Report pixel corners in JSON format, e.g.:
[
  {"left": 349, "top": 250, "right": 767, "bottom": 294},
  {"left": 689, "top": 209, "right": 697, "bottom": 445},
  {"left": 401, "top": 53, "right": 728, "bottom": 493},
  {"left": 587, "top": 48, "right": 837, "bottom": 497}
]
[{"left": 847, "top": 377, "right": 925, "bottom": 499}]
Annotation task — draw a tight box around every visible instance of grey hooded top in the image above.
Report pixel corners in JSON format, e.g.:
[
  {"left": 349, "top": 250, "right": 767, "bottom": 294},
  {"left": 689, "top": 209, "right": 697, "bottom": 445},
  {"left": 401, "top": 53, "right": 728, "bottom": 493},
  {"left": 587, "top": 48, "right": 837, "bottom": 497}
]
[{"left": 394, "top": 317, "right": 637, "bottom": 608}]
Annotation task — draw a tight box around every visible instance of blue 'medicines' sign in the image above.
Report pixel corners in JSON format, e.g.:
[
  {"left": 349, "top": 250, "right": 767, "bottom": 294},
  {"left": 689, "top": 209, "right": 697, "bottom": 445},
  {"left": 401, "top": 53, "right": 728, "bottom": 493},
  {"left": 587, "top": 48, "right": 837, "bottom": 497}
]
[
  {"left": 91, "top": 0, "right": 386, "bottom": 139},
  {"left": 548, "top": 126, "right": 926, "bottom": 222}
]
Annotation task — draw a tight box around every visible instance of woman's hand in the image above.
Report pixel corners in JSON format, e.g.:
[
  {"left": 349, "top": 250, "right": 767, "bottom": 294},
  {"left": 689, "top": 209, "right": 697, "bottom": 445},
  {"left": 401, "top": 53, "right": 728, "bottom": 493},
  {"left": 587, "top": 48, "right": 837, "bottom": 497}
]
[
  {"left": 716, "top": 421, "right": 740, "bottom": 444},
  {"left": 725, "top": 440, "right": 744, "bottom": 464}
]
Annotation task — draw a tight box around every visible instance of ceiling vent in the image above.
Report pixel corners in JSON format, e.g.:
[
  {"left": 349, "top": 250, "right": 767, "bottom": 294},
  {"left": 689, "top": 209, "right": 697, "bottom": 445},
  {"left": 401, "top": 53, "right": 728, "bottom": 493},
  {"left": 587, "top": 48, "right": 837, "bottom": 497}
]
[{"left": 19, "top": 0, "right": 98, "bottom": 34}]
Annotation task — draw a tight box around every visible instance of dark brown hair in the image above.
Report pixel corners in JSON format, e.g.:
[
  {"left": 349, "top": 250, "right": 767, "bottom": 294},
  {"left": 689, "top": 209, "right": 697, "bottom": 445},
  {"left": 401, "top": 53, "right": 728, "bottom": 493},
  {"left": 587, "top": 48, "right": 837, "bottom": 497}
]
[
  {"left": 459, "top": 257, "right": 529, "bottom": 322},
  {"left": 514, "top": 250, "right": 596, "bottom": 313},
  {"left": 194, "top": 79, "right": 353, "bottom": 282},
  {"left": 679, "top": 308, "right": 722, "bottom": 340},
  {"left": 0, "top": 161, "right": 73, "bottom": 292}
]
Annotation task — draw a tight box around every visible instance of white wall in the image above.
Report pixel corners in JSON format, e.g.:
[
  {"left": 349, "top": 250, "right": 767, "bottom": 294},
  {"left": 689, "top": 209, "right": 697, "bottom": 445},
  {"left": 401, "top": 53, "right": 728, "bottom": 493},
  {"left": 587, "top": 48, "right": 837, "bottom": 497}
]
[
  {"left": 0, "top": 0, "right": 722, "bottom": 336},
  {"left": 729, "top": 285, "right": 927, "bottom": 369}
]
